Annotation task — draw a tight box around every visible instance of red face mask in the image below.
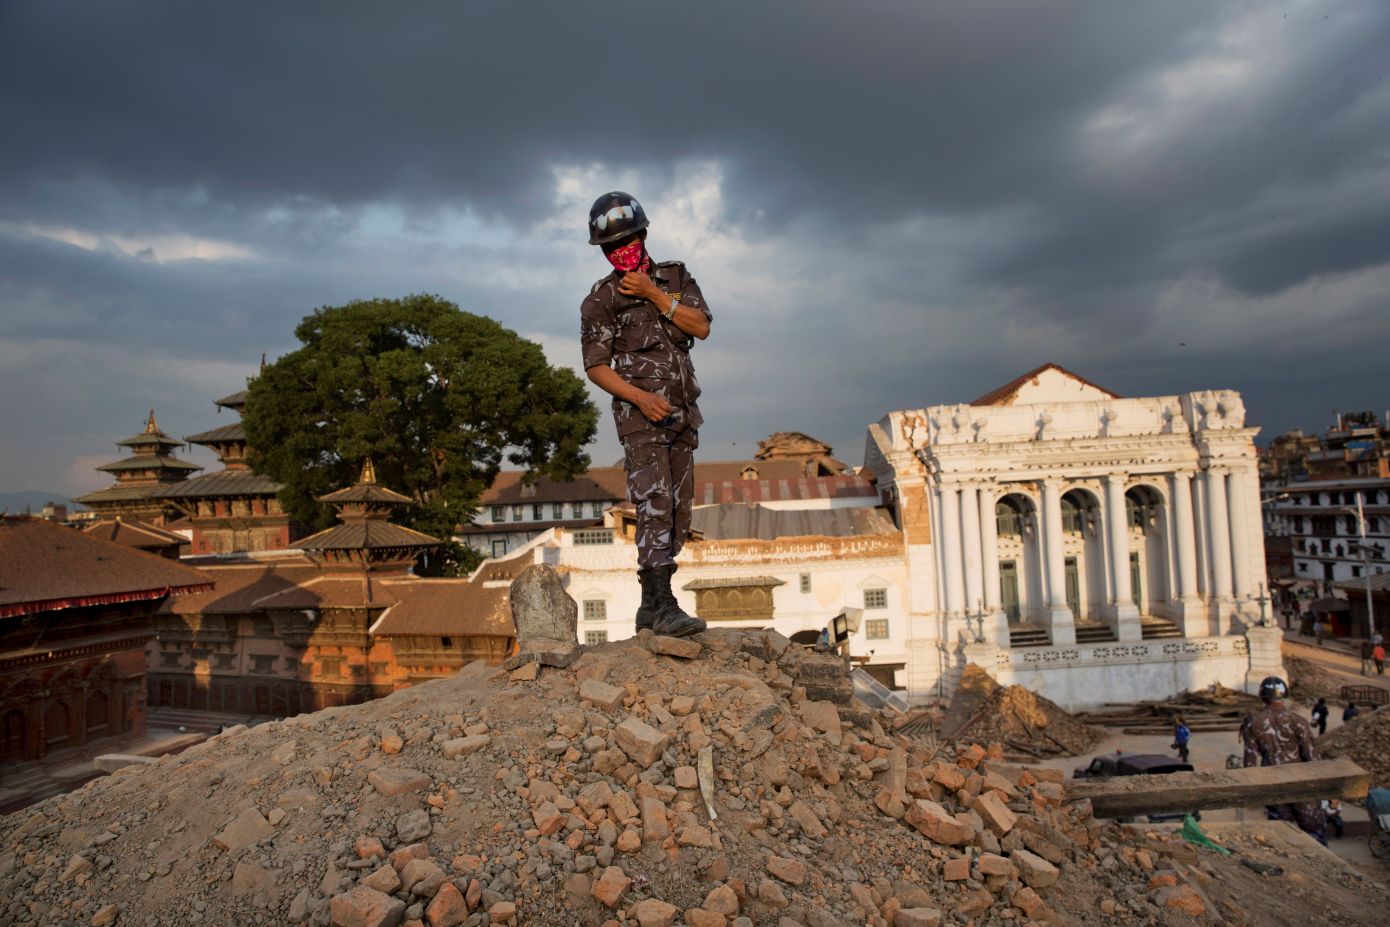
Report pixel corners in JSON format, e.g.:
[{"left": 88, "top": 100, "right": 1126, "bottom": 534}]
[{"left": 604, "top": 238, "right": 648, "bottom": 273}]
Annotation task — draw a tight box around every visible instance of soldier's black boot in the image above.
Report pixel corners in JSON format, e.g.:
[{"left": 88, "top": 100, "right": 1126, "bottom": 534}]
[
  {"left": 634, "top": 569, "right": 660, "bottom": 632},
  {"left": 648, "top": 565, "right": 706, "bottom": 638}
]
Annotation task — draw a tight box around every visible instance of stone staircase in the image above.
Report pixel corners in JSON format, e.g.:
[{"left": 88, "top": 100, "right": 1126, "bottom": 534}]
[
  {"left": 1074, "top": 623, "right": 1118, "bottom": 644},
  {"left": 1141, "top": 617, "right": 1184, "bottom": 640},
  {"left": 1008, "top": 625, "right": 1051, "bottom": 648},
  {"left": 0, "top": 763, "right": 66, "bottom": 814},
  {"left": 146, "top": 707, "right": 267, "bottom": 734}
]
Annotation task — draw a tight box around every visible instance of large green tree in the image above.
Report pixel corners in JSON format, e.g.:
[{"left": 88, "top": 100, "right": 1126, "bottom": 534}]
[{"left": 245, "top": 294, "right": 598, "bottom": 574}]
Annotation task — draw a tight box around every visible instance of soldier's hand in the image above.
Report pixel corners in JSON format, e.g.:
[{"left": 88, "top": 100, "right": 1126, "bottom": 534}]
[
  {"left": 634, "top": 389, "right": 675, "bottom": 423},
  {"left": 619, "top": 271, "right": 662, "bottom": 304}
]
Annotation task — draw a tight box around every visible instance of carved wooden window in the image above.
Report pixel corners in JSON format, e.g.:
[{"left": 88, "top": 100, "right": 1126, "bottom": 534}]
[
  {"left": 160, "top": 651, "right": 181, "bottom": 667},
  {"left": 214, "top": 654, "right": 235, "bottom": 670},
  {"left": 251, "top": 655, "right": 276, "bottom": 674},
  {"left": 864, "top": 588, "right": 888, "bottom": 609}
]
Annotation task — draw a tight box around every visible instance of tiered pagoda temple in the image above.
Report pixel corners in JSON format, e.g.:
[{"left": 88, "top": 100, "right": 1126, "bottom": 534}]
[
  {"left": 74, "top": 411, "right": 201, "bottom": 524},
  {"left": 160, "top": 388, "right": 293, "bottom": 555}
]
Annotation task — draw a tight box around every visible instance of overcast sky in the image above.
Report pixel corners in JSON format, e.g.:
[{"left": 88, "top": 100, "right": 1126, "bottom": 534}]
[{"left": 2, "top": 0, "right": 1388, "bottom": 497}]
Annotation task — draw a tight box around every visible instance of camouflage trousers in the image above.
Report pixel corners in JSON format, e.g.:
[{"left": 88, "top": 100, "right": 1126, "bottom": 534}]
[
  {"left": 1267, "top": 801, "right": 1328, "bottom": 846},
  {"left": 622, "top": 419, "right": 697, "bottom": 571}
]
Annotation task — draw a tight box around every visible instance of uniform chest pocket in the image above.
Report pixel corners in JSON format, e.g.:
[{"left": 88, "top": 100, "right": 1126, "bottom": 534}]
[{"left": 616, "top": 306, "right": 664, "bottom": 353}]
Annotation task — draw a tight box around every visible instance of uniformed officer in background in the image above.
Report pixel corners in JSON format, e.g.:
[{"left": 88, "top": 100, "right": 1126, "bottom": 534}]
[
  {"left": 579, "top": 192, "right": 710, "bottom": 638},
  {"left": 1242, "top": 675, "right": 1328, "bottom": 844}
]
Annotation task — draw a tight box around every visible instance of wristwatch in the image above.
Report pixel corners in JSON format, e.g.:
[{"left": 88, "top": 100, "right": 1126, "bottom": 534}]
[{"left": 664, "top": 295, "right": 679, "bottom": 321}]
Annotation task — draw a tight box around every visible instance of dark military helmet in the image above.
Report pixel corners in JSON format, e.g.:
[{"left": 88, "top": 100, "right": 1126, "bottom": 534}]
[
  {"left": 1259, "top": 676, "right": 1289, "bottom": 702},
  {"left": 588, "top": 191, "right": 649, "bottom": 245}
]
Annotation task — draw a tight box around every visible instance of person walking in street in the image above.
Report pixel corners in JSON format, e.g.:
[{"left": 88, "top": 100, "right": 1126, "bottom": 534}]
[
  {"left": 1374, "top": 641, "right": 1386, "bottom": 675},
  {"left": 1242, "top": 676, "right": 1327, "bottom": 845},
  {"left": 1362, "top": 640, "right": 1375, "bottom": 676},
  {"left": 579, "top": 192, "right": 711, "bottom": 638},
  {"left": 1172, "top": 715, "right": 1192, "bottom": 763},
  {"left": 1322, "top": 799, "right": 1345, "bottom": 839},
  {"left": 1311, "top": 697, "right": 1329, "bottom": 737},
  {"left": 1313, "top": 618, "right": 1326, "bottom": 646},
  {"left": 1343, "top": 702, "right": 1360, "bottom": 723}
]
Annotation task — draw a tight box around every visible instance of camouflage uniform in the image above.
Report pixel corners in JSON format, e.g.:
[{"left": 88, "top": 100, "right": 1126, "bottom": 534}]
[
  {"left": 580, "top": 259, "right": 710, "bottom": 571},
  {"left": 1242, "top": 703, "right": 1328, "bottom": 844}
]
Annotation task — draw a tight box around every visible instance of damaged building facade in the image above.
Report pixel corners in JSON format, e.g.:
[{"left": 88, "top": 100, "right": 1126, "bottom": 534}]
[{"left": 863, "top": 364, "right": 1284, "bottom": 708}]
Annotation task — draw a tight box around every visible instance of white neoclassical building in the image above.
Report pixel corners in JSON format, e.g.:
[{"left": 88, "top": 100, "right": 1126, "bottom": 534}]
[{"left": 863, "top": 364, "right": 1284, "bottom": 708}]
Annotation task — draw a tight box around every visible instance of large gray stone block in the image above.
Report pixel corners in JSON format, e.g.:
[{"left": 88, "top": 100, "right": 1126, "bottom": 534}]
[{"left": 509, "top": 564, "right": 579, "bottom": 649}]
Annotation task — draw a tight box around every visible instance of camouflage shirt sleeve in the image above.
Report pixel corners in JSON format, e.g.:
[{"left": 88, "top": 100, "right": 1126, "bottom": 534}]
[
  {"left": 1297, "top": 716, "right": 1320, "bottom": 762},
  {"left": 580, "top": 281, "right": 617, "bottom": 370},
  {"left": 679, "top": 265, "right": 712, "bottom": 324}
]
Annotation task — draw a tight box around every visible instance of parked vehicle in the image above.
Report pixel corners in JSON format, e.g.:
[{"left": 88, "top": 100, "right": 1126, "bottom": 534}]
[{"left": 1072, "top": 752, "right": 1202, "bottom": 823}]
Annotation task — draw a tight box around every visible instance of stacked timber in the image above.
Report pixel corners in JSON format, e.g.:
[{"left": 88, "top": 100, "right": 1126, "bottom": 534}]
[{"left": 1074, "top": 684, "right": 1262, "bottom": 736}]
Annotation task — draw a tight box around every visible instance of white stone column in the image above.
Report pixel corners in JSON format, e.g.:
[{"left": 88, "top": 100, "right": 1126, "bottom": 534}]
[
  {"left": 1227, "top": 468, "right": 1253, "bottom": 601},
  {"left": 1104, "top": 474, "right": 1141, "bottom": 641},
  {"left": 1169, "top": 471, "right": 1204, "bottom": 636},
  {"left": 961, "top": 483, "right": 984, "bottom": 619},
  {"left": 1205, "top": 466, "right": 1234, "bottom": 633},
  {"left": 977, "top": 486, "right": 1009, "bottom": 643},
  {"left": 939, "top": 484, "right": 965, "bottom": 618},
  {"left": 1040, "top": 478, "right": 1076, "bottom": 644}
]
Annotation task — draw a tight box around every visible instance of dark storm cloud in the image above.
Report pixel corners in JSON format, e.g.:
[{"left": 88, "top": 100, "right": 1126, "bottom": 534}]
[{"left": 2, "top": 1, "right": 1389, "bottom": 494}]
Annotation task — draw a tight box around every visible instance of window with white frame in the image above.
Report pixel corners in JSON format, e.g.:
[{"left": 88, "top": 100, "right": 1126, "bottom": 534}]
[
  {"left": 571, "top": 502, "right": 584, "bottom": 519},
  {"left": 511, "top": 505, "right": 523, "bottom": 522},
  {"left": 583, "top": 600, "right": 607, "bottom": 621},
  {"left": 491, "top": 505, "right": 506, "bottom": 523},
  {"left": 533, "top": 503, "right": 544, "bottom": 521},
  {"left": 800, "top": 573, "right": 811, "bottom": 594},
  {"left": 865, "top": 619, "right": 889, "bottom": 640},
  {"left": 591, "top": 501, "right": 604, "bottom": 518},
  {"left": 553, "top": 503, "right": 564, "bottom": 519},
  {"left": 864, "top": 588, "right": 888, "bottom": 609},
  {"left": 585, "top": 630, "right": 608, "bottom": 645}
]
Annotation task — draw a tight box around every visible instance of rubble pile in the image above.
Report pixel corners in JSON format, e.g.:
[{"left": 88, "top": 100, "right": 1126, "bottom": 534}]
[
  {"left": 1, "top": 628, "right": 1384, "bottom": 927},
  {"left": 1318, "top": 704, "right": 1390, "bottom": 790},
  {"left": 1282, "top": 652, "right": 1347, "bottom": 704},
  {"left": 951, "top": 682, "right": 1103, "bottom": 760}
]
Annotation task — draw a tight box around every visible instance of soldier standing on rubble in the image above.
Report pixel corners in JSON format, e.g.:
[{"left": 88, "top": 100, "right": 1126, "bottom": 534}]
[
  {"left": 579, "top": 192, "right": 710, "bottom": 638},
  {"left": 1242, "top": 675, "right": 1328, "bottom": 845}
]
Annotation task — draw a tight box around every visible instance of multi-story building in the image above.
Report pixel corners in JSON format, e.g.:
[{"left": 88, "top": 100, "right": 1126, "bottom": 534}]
[
  {"left": 147, "top": 462, "right": 515, "bottom": 718},
  {"left": 1, "top": 517, "right": 210, "bottom": 769},
  {"left": 1263, "top": 475, "right": 1390, "bottom": 636},
  {"left": 461, "top": 433, "right": 858, "bottom": 560},
  {"left": 861, "top": 363, "right": 1280, "bottom": 709},
  {"left": 158, "top": 387, "right": 297, "bottom": 555},
  {"left": 74, "top": 411, "right": 201, "bottom": 524}
]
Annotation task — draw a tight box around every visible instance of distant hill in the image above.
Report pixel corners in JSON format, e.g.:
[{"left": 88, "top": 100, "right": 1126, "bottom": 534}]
[{"left": 0, "top": 491, "right": 83, "bottom": 515}]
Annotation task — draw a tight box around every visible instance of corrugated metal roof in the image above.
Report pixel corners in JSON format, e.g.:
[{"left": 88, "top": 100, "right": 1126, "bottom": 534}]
[
  {"left": 689, "top": 504, "right": 897, "bottom": 541},
  {"left": 1332, "top": 574, "right": 1390, "bottom": 594},
  {"left": 158, "top": 470, "right": 281, "bottom": 498},
  {"left": 694, "top": 474, "right": 876, "bottom": 506},
  {"left": 96, "top": 454, "right": 202, "bottom": 473},
  {"left": 185, "top": 422, "right": 246, "bottom": 444},
  {"left": 481, "top": 468, "right": 629, "bottom": 506},
  {"left": 683, "top": 576, "right": 786, "bottom": 590},
  {"left": 293, "top": 520, "right": 438, "bottom": 551}
]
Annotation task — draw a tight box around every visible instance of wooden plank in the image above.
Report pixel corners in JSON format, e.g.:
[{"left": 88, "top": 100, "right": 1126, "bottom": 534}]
[{"left": 1066, "top": 757, "right": 1370, "bottom": 818}]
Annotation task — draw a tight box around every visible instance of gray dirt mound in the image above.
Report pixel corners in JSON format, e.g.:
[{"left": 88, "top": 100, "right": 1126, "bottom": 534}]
[{"left": 2, "top": 628, "right": 1386, "bottom": 927}]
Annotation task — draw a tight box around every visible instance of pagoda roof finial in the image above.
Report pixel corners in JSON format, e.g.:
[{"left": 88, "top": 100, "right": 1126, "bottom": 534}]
[
  {"left": 145, "top": 409, "right": 159, "bottom": 434},
  {"left": 360, "top": 458, "right": 378, "bottom": 485}
]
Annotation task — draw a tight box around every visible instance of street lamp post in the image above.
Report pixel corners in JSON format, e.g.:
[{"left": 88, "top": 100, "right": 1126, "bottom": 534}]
[{"left": 1351, "top": 491, "right": 1378, "bottom": 642}]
